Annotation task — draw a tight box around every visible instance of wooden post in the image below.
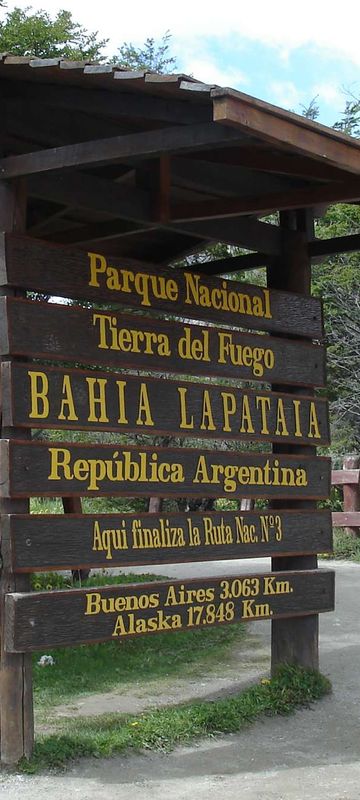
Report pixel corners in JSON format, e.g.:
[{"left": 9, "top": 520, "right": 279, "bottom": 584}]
[
  {"left": 267, "top": 209, "right": 319, "bottom": 673},
  {"left": 0, "top": 180, "right": 34, "bottom": 763},
  {"left": 343, "top": 455, "right": 360, "bottom": 538}
]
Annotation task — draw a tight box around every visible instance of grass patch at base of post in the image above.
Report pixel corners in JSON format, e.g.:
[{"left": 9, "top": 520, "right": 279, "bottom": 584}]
[{"left": 19, "top": 665, "right": 331, "bottom": 773}]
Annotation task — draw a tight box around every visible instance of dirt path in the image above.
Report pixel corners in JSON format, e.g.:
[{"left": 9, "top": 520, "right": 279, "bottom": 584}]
[
  {"left": 39, "top": 629, "right": 268, "bottom": 728},
  {"left": 1, "top": 559, "right": 359, "bottom": 800}
]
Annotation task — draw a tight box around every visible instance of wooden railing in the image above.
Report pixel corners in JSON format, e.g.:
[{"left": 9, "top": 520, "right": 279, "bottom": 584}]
[{"left": 332, "top": 455, "right": 360, "bottom": 537}]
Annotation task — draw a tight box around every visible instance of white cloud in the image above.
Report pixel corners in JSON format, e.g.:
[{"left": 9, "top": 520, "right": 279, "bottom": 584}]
[
  {"left": 5, "top": 0, "right": 360, "bottom": 67},
  {"left": 269, "top": 80, "right": 303, "bottom": 110},
  {"left": 179, "top": 57, "right": 248, "bottom": 88},
  {"left": 311, "top": 82, "right": 345, "bottom": 108}
]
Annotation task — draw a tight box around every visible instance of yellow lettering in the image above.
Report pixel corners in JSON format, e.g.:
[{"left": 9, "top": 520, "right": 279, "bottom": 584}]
[
  {"left": 58, "top": 376, "right": 78, "bottom": 421},
  {"left": 28, "top": 370, "right": 49, "bottom": 419},
  {"left": 86, "top": 377, "right": 109, "bottom": 423}
]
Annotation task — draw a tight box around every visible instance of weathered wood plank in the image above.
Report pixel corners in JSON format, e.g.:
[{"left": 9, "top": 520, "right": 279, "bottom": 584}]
[
  {"left": 332, "top": 511, "right": 360, "bottom": 527},
  {"left": 26, "top": 172, "right": 283, "bottom": 253},
  {"left": 0, "top": 362, "right": 330, "bottom": 446},
  {"left": 0, "top": 298, "right": 326, "bottom": 387},
  {"left": 0, "top": 440, "right": 331, "bottom": 500},
  {"left": 331, "top": 470, "right": 360, "bottom": 485},
  {"left": 1, "top": 233, "right": 324, "bottom": 338},
  {"left": 0, "top": 178, "right": 34, "bottom": 765},
  {"left": 172, "top": 179, "right": 360, "bottom": 221},
  {"left": 213, "top": 95, "right": 360, "bottom": 175},
  {"left": 268, "top": 209, "right": 320, "bottom": 674},
  {"left": 28, "top": 171, "right": 152, "bottom": 223},
  {"left": 310, "top": 233, "right": 360, "bottom": 260},
  {"left": 4, "top": 569, "right": 335, "bottom": 652},
  {"left": 342, "top": 455, "right": 360, "bottom": 537},
  {"left": 0, "top": 123, "right": 243, "bottom": 178},
  {"left": 4, "top": 509, "right": 333, "bottom": 572}
]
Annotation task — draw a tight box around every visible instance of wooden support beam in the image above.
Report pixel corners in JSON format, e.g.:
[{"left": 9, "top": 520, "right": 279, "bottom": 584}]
[
  {"left": 28, "top": 170, "right": 282, "bottom": 254},
  {"left": 39, "top": 219, "right": 156, "bottom": 245},
  {"left": 0, "top": 180, "right": 34, "bottom": 764},
  {"left": 267, "top": 208, "right": 320, "bottom": 673},
  {"left": 0, "top": 123, "right": 244, "bottom": 179},
  {"left": 171, "top": 156, "right": 299, "bottom": 197},
  {"left": 190, "top": 251, "right": 271, "bottom": 275},
  {"left": 28, "top": 171, "right": 151, "bottom": 223},
  {"left": 172, "top": 179, "right": 360, "bottom": 221},
  {"left": 171, "top": 216, "right": 282, "bottom": 254},
  {"left": 191, "top": 146, "right": 353, "bottom": 182},
  {"left": 341, "top": 456, "right": 360, "bottom": 538},
  {"left": 309, "top": 233, "right": 360, "bottom": 259},
  {"left": 213, "top": 94, "right": 360, "bottom": 175},
  {"left": 194, "top": 231, "right": 360, "bottom": 275}
]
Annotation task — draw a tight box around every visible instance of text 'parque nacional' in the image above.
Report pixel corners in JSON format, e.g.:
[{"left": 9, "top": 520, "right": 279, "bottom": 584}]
[{"left": 2, "top": 234, "right": 324, "bottom": 338}]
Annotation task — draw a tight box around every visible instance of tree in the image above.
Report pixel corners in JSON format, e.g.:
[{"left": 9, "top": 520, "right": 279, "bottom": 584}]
[
  {"left": 0, "top": 7, "right": 107, "bottom": 60},
  {"left": 112, "top": 30, "right": 177, "bottom": 73},
  {"left": 326, "top": 284, "right": 360, "bottom": 450}
]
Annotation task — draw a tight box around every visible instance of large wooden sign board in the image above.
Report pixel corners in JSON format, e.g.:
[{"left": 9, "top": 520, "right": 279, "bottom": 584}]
[
  {"left": 1, "top": 362, "right": 330, "bottom": 445},
  {"left": 0, "top": 231, "right": 334, "bottom": 764},
  {"left": 0, "top": 440, "right": 331, "bottom": 499},
  {"left": 0, "top": 233, "right": 324, "bottom": 339},
  {"left": 3, "top": 509, "right": 333, "bottom": 572},
  {"left": 0, "top": 297, "right": 326, "bottom": 387},
  {"left": 5, "top": 570, "right": 334, "bottom": 652}
]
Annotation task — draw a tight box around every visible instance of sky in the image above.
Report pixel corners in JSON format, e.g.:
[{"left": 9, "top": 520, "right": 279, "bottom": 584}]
[{"left": 4, "top": 0, "right": 360, "bottom": 126}]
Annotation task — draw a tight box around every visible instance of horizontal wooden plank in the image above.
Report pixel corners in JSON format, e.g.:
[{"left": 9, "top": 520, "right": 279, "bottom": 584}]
[
  {"left": 332, "top": 512, "right": 360, "bottom": 527},
  {"left": 172, "top": 180, "right": 360, "bottom": 222},
  {"left": 4, "top": 509, "right": 333, "bottom": 573},
  {"left": 310, "top": 233, "right": 360, "bottom": 260},
  {"left": 26, "top": 171, "right": 283, "bottom": 254},
  {"left": 331, "top": 470, "right": 360, "bottom": 485},
  {"left": 4, "top": 569, "right": 335, "bottom": 651},
  {"left": 1, "top": 363, "right": 330, "bottom": 446},
  {"left": 0, "top": 123, "right": 243, "bottom": 178},
  {"left": 213, "top": 95, "right": 360, "bottom": 175},
  {"left": 1, "top": 233, "right": 324, "bottom": 339},
  {"left": 0, "top": 440, "right": 331, "bottom": 499},
  {"left": 0, "top": 298, "right": 326, "bottom": 388}
]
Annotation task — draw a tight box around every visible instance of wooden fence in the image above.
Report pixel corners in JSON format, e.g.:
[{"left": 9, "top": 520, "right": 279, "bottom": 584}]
[{"left": 332, "top": 455, "right": 360, "bottom": 537}]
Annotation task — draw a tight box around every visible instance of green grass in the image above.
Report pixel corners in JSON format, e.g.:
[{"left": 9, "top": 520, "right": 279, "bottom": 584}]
[
  {"left": 32, "top": 571, "right": 245, "bottom": 708},
  {"left": 322, "top": 528, "right": 360, "bottom": 562},
  {"left": 20, "top": 665, "right": 331, "bottom": 773}
]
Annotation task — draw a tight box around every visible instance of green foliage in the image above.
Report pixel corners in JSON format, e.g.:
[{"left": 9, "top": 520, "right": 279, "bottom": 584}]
[
  {"left": 312, "top": 203, "right": 360, "bottom": 452},
  {"left": 333, "top": 98, "right": 360, "bottom": 137},
  {"left": 21, "top": 665, "right": 331, "bottom": 772},
  {"left": 331, "top": 528, "right": 360, "bottom": 561},
  {"left": 0, "top": 6, "right": 107, "bottom": 60},
  {"left": 112, "top": 30, "right": 177, "bottom": 73}
]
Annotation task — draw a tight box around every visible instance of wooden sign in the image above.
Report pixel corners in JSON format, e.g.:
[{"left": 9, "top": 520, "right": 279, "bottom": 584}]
[
  {"left": 4, "top": 510, "right": 333, "bottom": 573},
  {"left": 0, "top": 440, "right": 331, "bottom": 499},
  {"left": 0, "top": 362, "right": 330, "bottom": 446},
  {"left": 0, "top": 297, "right": 326, "bottom": 387},
  {"left": 4, "top": 570, "right": 335, "bottom": 652},
  {"left": 0, "top": 233, "right": 324, "bottom": 339}
]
